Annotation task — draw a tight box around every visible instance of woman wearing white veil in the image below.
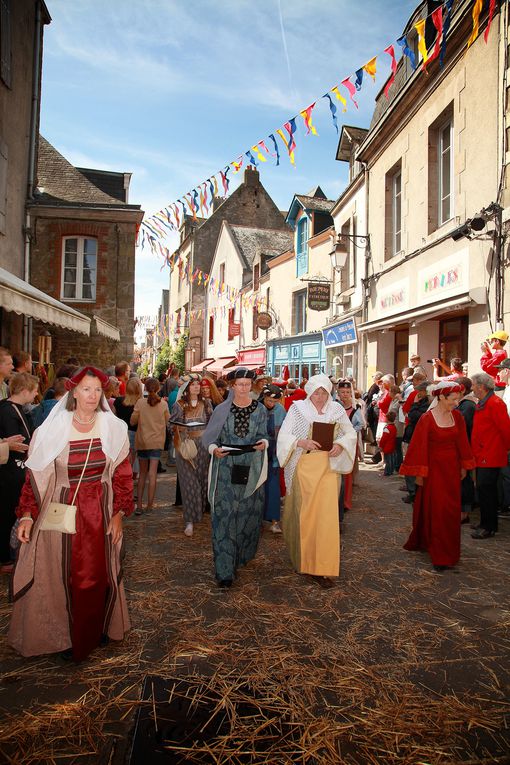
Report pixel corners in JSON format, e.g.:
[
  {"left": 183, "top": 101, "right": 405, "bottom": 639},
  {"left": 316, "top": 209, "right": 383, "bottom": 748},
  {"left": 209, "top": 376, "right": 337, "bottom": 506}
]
[
  {"left": 9, "top": 366, "right": 134, "bottom": 661},
  {"left": 277, "top": 374, "right": 357, "bottom": 587}
]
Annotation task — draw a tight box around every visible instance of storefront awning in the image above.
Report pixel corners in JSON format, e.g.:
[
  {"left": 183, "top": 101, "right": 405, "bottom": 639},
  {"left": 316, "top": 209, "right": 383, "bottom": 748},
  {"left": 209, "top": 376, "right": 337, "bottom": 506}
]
[
  {"left": 92, "top": 315, "right": 120, "bottom": 342},
  {"left": 358, "top": 295, "right": 474, "bottom": 333},
  {"left": 207, "top": 356, "right": 237, "bottom": 374},
  {"left": 190, "top": 358, "right": 214, "bottom": 372},
  {"left": 0, "top": 266, "right": 91, "bottom": 335},
  {"left": 231, "top": 363, "right": 262, "bottom": 372}
]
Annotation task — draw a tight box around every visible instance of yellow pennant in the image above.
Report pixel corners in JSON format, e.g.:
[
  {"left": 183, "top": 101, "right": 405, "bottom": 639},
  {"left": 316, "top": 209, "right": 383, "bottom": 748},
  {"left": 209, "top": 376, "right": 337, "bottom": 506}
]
[
  {"left": 331, "top": 86, "right": 347, "bottom": 112},
  {"left": 363, "top": 56, "right": 377, "bottom": 81},
  {"left": 414, "top": 19, "right": 428, "bottom": 67}
]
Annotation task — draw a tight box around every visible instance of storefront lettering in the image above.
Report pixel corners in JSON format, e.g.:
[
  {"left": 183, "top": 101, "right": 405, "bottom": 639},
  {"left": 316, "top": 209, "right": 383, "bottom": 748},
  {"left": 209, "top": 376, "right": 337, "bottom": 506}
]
[
  {"left": 379, "top": 290, "right": 405, "bottom": 310},
  {"left": 424, "top": 267, "right": 460, "bottom": 294}
]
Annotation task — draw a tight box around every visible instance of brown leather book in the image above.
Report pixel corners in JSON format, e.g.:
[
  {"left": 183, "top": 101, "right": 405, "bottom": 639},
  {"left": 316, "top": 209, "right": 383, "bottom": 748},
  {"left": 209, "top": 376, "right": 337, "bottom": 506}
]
[{"left": 311, "top": 421, "right": 335, "bottom": 452}]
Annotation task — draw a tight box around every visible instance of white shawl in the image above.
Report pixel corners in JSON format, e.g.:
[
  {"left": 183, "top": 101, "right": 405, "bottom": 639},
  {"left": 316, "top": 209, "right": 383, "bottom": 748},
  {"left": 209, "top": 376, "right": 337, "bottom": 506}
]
[
  {"left": 277, "top": 382, "right": 357, "bottom": 491},
  {"left": 26, "top": 392, "right": 128, "bottom": 472}
]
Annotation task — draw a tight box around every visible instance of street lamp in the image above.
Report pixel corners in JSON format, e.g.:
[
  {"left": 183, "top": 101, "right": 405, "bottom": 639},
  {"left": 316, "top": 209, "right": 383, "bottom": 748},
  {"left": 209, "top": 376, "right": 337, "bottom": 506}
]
[{"left": 329, "top": 233, "right": 371, "bottom": 271}]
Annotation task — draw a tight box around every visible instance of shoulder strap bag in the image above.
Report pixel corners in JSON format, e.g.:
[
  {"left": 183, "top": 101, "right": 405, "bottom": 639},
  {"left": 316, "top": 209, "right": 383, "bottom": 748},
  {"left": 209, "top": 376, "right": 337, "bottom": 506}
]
[{"left": 40, "top": 437, "right": 94, "bottom": 534}]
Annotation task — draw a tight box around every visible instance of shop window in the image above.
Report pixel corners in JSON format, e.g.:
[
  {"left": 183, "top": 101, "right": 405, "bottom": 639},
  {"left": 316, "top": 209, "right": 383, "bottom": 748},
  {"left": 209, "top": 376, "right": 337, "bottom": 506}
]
[
  {"left": 61, "top": 237, "right": 97, "bottom": 301},
  {"left": 292, "top": 289, "right": 307, "bottom": 334},
  {"left": 428, "top": 104, "right": 454, "bottom": 233},
  {"left": 296, "top": 217, "right": 308, "bottom": 277},
  {"left": 384, "top": 159, "right": 402, "bottom": 260},
  {"left": 439, "top": 316, "right": 467, "bottom": 364},
  {"left": 208, "top": 314, "right": 214, "bottom": 344}
]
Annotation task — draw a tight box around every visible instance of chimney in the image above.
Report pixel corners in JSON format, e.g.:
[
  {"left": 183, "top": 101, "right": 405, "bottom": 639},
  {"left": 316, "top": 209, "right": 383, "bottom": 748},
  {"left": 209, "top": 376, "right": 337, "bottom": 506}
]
[{"left": 244, "top": 165, "right": 260, "bottom": 186}]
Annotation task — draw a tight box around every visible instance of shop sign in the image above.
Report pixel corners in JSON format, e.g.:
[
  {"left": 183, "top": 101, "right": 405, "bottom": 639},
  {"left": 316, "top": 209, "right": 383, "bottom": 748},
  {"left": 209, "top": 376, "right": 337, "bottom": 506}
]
[
  {"left": 275, "top": 345, "right": 289, "bottom": 361},
  {"left": 228, "top": 320, "right": 241, "bottom": 337},
  {"left": 237, "top": 348, "right": 265, "bottom": 365},
  {"left": 307, "top": 282, "right": 331, "bottom": 311},
  {"left": 418, "top": 251, "right": 468, "bottom": 302},
  {"left": 322, "top": 318, "right": 358, "bottom": 349},
  {"left": 377, "top": 278, "right": 409, "bottom": 317},
  {"left": 302, "top": 342, "right": 320, "bottom": 359},
  {"left": 256, "top": 311, "right": 273, "bottom": 329}
]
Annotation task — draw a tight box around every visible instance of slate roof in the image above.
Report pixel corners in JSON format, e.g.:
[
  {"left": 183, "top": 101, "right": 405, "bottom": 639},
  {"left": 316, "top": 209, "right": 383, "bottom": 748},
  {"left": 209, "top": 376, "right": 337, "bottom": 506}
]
[
  {"left": 294, "top": 194, "right": 335, "bottom": 214},
  {"left": 32, "top": 136, "right": 140, "bottom": 209},
  {"left": 76, "top": 168, "right": 129, "bottom": 202},
  {"left": 229, "top": 225, "right": 293, "bottom": 282}
]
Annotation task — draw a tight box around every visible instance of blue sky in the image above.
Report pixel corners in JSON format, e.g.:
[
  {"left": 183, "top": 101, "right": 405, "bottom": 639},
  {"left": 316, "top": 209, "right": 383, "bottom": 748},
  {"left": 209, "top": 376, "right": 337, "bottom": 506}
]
[{"left": 40, "top": 0, "right": 418, "bottom": 323}]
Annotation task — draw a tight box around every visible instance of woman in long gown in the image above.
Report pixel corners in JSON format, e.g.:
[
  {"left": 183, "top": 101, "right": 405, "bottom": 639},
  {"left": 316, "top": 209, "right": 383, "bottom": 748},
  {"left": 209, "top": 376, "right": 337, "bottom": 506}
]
[
  {"left": 170, "top": 374, "right": 212, "bottom": 537},
  {"left": 9, "top": 367, "right": 134, "bottom": 661},
  {"left": 400, "top": 380, "right": 476, "bottom": 571},
  {"left": 277, "top": 374, "right": 357, "bottom": 588},
  {"left": 202, "top": 368, "right": 268, "bottom": 588}
]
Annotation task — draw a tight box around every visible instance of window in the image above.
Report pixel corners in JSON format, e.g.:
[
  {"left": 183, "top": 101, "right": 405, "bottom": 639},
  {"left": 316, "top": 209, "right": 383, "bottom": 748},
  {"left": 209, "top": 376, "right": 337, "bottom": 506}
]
[
  {"left": 253, "top": 263, "right": 260, "bottom": 291},
  {"left": 219, "top": 262, "right": 225, "bottom": 286},
  {"left": 439, "top": 317, "right": 467, "bottom": 364},
  {"left": 393, "top": 173, "right": 402, "bottom": 255},
  {"left": 292, "top": 289, "right": 307, "bottom": 334},
  {"left": 384, "top": 159, "right": 402, "bottom": 260},
  {"left": 175, "top": 309, "right": 181, "bottom": 335},
  {"left": 438, "top": 120, "right": 453, "bottom": 224},
  {"left": 339, "top": 221, "right": 351, "bottom": 290},
  {"left": 227, "top": 308, "right": 237, "bottom": 341},
  {"left": 428, "top": 105, "right": 453, "bottom": 233},
  {"left": 61, "top": 237, "right": 97, "bottom": 301},
  {"left": 252, "top": 305, "right": 259, "bottom": 341},
  {"left": 208, "top": 314, "right": 214, "bottom": 344},
  {"left": 0, "top": 0, "right": 12, "bottom": 88},
  {"left": 296, "top": 217, "right": 308, "bottom": 277}
]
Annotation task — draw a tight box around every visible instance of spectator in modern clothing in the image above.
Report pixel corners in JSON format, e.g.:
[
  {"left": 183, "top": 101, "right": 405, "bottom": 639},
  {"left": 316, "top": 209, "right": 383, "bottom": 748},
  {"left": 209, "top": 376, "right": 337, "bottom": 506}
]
[
  {"left": 130, "top": 377, "right": 169, "bottom": 515},
  {"left": 388, "top": 387, "right": 404, "bottom": 469},
  {"left": 433, "top": 357, "right": 464, "bottom": 381},
  {"left": 470, "top": 372, "right": 510, "bottom": 538},
  {"left": 380, "top": 410, "right": 398, "bottom": 476},
  {"left": 409, "top": 354, "right": 427, "bottom": 376},
  {"left": 32, "top": 377, "right": 69, "bottom": 428},
  {"left": 115, "top": 361, "right": 131, "bottom": 397},
  {"left": 12, "top": 351, "right": 32, "bottom": 374},
  {"left": 0, "top": 347, "right": 13, "bottom": 401},
  {"left": 364, "top": 372, "right": 383, "bottom": 444},
  {"left": 114, "top": 376, "right": 143, "bottom": 476},
  {"left": 480, "top": 331, "right": 508, "bottom": 390}
]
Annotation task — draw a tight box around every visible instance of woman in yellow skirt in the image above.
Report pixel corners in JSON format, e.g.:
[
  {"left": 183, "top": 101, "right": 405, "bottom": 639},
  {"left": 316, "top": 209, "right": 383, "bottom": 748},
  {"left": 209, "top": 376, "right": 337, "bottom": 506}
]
[{"left": 277, "top": 374, "right": 356, "bottom": 588}]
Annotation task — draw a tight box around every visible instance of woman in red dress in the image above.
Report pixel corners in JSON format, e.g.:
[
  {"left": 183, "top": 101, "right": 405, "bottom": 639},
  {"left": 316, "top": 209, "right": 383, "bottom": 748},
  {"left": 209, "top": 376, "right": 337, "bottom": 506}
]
[
  {"left": 9, "top": 367, "right": 134, "bottom": 661},
  {"left": 400, "top": 380, "right": 475, "bottom": 571}
]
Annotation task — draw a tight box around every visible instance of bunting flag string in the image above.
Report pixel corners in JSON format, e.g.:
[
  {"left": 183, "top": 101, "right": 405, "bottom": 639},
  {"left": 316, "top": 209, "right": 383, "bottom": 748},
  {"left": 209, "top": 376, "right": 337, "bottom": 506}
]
[
  {"left": 467, "top": 0, "right": 483, "bottom": 46},
  {"left": 138, "top": 0, "right": 498, "bottom": 252}
]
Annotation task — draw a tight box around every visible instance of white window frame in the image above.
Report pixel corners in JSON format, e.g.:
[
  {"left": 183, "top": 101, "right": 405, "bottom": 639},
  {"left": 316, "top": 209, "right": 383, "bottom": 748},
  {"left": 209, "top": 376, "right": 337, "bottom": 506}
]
[
  {"left": 392, "top": 171, "right": 402, "bottom": 255},
  {"left": 61, "top": 236, "right": 97, "bottom": 302},
  {"left": 438, "top": 119, "right": 453, "bottom": 225}
]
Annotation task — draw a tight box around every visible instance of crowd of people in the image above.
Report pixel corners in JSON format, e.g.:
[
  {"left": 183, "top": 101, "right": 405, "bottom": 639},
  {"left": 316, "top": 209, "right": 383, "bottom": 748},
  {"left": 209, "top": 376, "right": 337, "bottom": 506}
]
[{"left": 0, "top": 329, "right": 509, "bottom": 660}]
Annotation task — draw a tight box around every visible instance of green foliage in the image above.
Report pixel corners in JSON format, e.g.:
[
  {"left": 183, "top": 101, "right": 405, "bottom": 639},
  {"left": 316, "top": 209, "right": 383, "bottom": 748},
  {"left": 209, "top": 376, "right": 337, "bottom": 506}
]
[
  {"left": 154, "top": 339, "right": 171, "bottom": 378},
  {"left": 137, "top": 359, "right": 150, "bottom": 378},
  {"left": 170, "top": 334, "right": 187, "bottom": 374}
]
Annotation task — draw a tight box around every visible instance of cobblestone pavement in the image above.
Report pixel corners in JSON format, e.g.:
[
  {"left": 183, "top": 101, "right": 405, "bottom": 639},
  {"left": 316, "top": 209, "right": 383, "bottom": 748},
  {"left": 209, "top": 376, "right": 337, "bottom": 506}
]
[{"left": 0, "top": 460, "right": 509, "bottom": 764}]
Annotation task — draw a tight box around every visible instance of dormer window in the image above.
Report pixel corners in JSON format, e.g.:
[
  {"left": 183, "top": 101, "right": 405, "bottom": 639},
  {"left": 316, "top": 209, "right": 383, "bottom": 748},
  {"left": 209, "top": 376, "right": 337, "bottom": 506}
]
[{"left": 296, "top": 217, "right": 308, "bottom": 277}]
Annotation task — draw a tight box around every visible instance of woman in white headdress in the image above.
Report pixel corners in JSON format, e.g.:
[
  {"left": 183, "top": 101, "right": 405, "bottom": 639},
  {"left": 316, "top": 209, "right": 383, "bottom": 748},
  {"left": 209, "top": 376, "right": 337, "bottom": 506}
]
[
  {"left": 9, "top": 366, "right": 134, "bottom": 661},
  {"left": 277, "top": 374, "right": 357, "bottom": 587}
]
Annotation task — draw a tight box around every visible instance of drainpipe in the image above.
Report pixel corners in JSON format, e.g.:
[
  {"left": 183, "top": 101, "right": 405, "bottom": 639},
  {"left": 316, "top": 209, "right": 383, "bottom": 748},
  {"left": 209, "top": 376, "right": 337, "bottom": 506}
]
[{"left": 24, "top": 1, "right": 43, "bottom": 352}]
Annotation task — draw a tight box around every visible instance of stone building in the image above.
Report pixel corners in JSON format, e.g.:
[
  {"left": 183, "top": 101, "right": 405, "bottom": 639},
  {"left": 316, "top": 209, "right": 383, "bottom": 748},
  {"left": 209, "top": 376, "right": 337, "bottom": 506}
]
[
  {"left": 168, "top": 165, "right": 289, "bottom": 366},
  {"left": 28, "top": 137, "right": 143, "bottom": 368}
]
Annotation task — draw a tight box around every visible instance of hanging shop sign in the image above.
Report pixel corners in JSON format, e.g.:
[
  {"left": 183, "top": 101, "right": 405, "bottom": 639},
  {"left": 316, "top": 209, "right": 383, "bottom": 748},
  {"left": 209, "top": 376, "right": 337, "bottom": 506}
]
[
  {"left": 229, "top": 319, "right": 241, "bottom": 337},
  {"left": 322, "top": 318, "right": 358, "bottom": 348},
  {"left": 307, "top": 282, "right": 331, "bottom": 312},
  {"left": 256, "top": 311, "right": 273, "bottom": 329}
]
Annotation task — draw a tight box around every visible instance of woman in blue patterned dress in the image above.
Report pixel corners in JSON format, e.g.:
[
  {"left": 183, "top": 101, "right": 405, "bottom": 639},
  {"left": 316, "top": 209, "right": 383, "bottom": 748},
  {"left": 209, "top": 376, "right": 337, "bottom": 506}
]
[{"left": 202, "top": 368, "right": 268, "bottom": 588}]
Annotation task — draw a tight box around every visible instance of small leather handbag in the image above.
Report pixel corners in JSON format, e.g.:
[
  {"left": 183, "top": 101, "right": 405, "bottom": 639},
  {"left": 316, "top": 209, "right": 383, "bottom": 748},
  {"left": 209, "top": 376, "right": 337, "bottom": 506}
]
[{"left": 40, "top": 438, "right": 94, "bottom": 535}]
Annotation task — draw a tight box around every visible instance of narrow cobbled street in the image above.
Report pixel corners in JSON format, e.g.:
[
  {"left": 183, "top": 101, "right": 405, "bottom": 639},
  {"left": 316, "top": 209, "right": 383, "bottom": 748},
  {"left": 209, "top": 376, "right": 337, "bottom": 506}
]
[{"left": 0, "top": 461, "right": 509, "bottom": 764}]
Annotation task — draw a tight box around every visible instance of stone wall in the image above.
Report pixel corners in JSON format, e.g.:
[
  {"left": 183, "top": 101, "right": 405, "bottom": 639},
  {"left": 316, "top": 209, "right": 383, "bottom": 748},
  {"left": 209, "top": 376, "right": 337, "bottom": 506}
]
[{"left": 29, "top": 212, "right": 137, "bottom": 367}]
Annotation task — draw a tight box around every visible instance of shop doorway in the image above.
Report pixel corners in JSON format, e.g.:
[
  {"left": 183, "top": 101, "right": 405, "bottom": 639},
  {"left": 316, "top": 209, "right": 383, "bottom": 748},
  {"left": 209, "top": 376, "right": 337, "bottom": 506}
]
[
  {"left": 393, "top": 329, "right": 409, "bottom": 381},
  {"left": 439, "top": 316, "right": 468, "bottom": 364}
]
